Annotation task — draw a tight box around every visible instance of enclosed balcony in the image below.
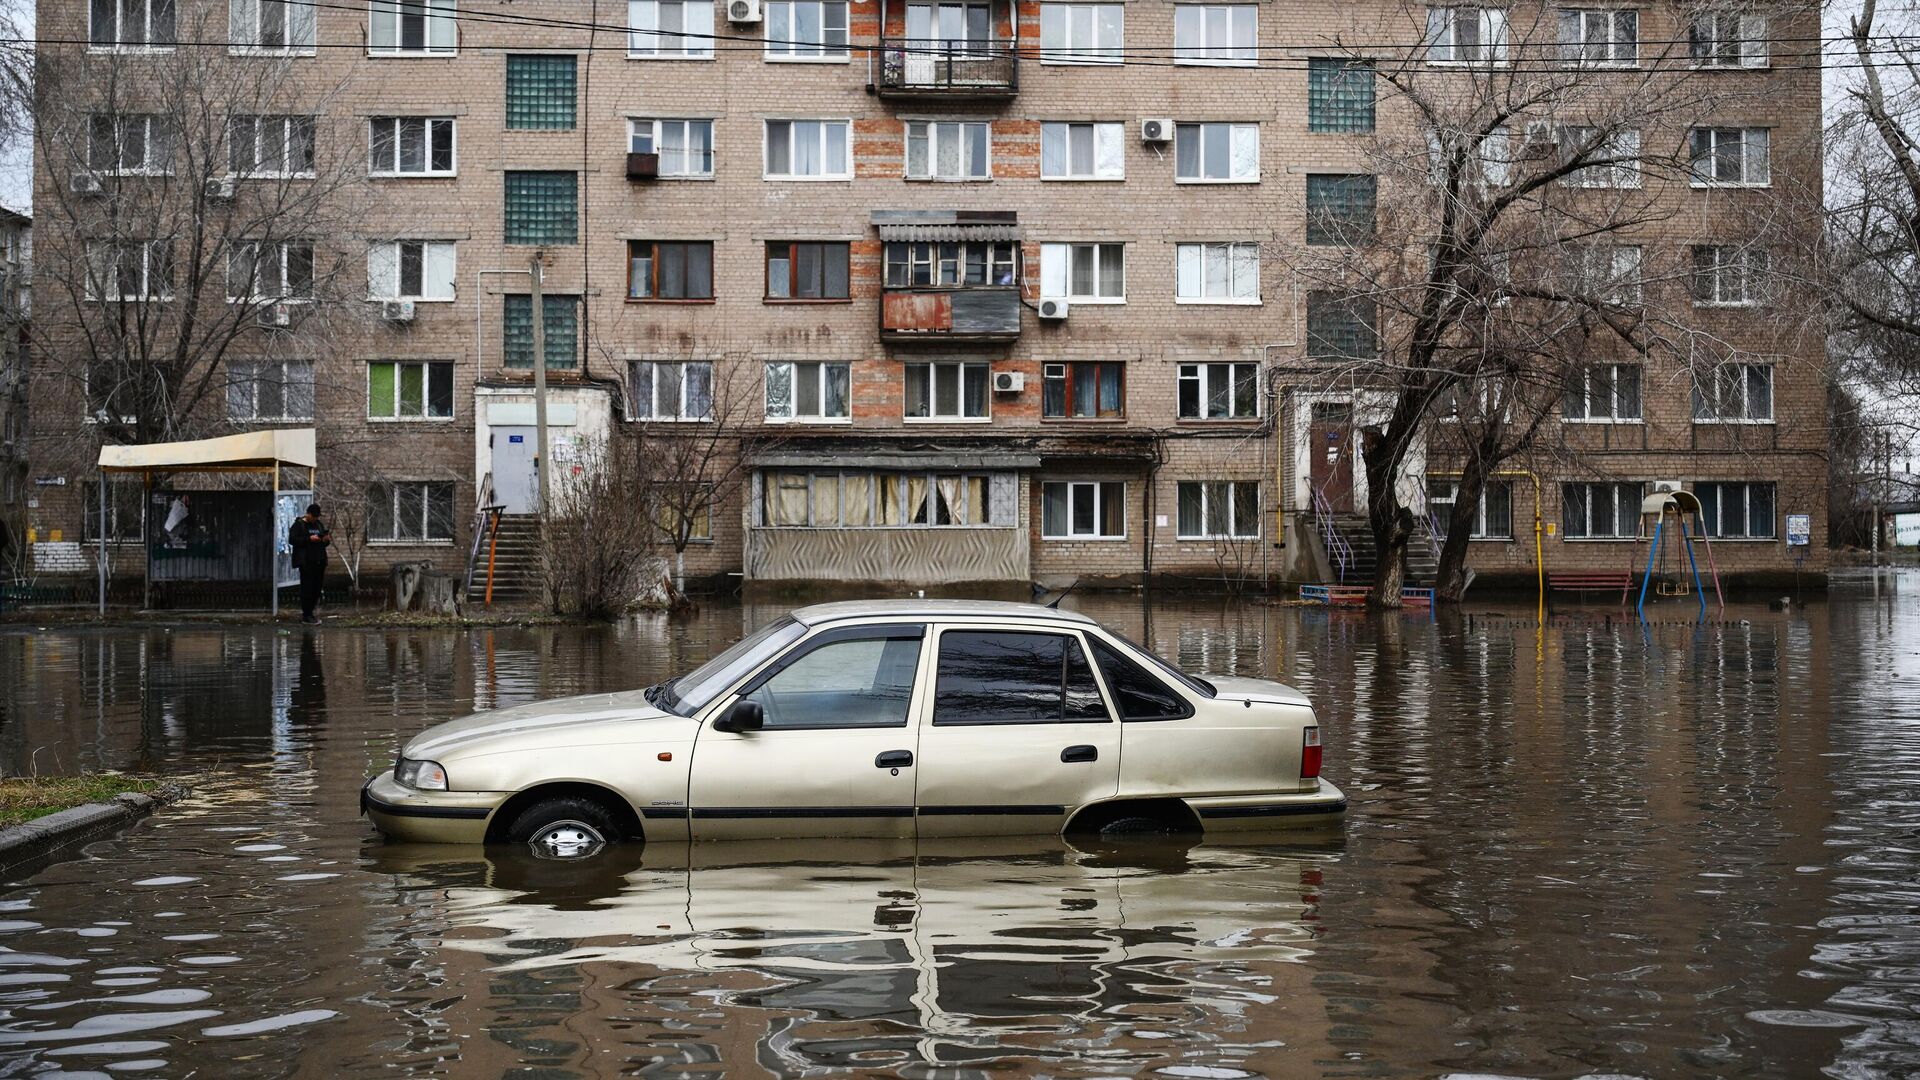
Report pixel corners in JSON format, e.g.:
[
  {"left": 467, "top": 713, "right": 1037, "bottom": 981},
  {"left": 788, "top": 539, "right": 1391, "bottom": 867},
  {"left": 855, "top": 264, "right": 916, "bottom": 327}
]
[
  {"left": 873, "top": 0, "right": 1019, "bottom": 100},
  {"left": 876, "top": 212, "right": 1022, "bottom": 343}
]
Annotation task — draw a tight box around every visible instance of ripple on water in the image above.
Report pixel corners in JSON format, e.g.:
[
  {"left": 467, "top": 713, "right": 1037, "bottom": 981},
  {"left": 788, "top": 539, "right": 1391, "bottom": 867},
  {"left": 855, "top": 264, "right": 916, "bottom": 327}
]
[
  {"left": 0, "top": 1009, "right": 223, "bottom": 1045},
  {"left": 200, "top": 1009, "right": 339, "bottom": 1037},
  {"left": 43, "top": 1041, "right": 170, "bottom": 1057},
  {"left": 1746, "top": 1010, "right": 1870, "bottom": 1029},
  {"left": 128, "top": 878, "right": 196, "bottom": 888}
]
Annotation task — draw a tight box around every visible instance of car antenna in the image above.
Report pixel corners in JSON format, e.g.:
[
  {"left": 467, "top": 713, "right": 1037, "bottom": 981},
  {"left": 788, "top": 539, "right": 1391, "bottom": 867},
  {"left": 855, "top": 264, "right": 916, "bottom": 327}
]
[{"left": 1044, "top": 580, "right": 1080, "bottom": 609}]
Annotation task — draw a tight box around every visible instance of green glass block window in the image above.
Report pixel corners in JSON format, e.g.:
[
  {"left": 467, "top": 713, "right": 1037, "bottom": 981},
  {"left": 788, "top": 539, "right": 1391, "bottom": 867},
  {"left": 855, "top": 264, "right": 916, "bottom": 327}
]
[
  {"left": 1305, "top": 174, "right": 1377, "bottom": 245},
  {"left": 506, "top": 55, "right": 577, "bottom": 131},
  {"left": 504, "top": 171, "right": 578, "bottom": 245},
  {"left": 1308, "top": 58, "right": 1374, "bottom": 133},
  {"left": 1306, "top": 291, "right": 1378, "bottom": 360},
  {"left": 502, "top": 294, "right": 580, "bottom": 369}
]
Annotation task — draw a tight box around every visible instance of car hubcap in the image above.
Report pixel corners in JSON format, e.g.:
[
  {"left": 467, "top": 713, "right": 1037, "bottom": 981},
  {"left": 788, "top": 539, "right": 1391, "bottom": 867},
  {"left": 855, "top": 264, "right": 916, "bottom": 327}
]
[{"left": 530, "top": 820, "right": 605, "bottom": 859}]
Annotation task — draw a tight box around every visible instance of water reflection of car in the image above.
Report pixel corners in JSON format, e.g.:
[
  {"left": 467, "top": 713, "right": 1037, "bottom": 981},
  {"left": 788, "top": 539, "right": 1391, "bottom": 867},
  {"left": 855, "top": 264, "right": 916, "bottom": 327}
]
[{"left": 362, "top": 601, "right": 1345, "bottom": 856}]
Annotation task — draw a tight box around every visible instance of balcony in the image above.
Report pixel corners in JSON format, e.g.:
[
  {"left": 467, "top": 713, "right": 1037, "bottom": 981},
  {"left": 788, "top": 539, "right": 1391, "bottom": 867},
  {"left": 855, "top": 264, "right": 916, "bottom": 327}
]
[
  {"left": 875, "top": 41, "right": 1019, "bottom": 100},
  {"left": 875, "top": 211, "right": 1022, "bottom": 343}
]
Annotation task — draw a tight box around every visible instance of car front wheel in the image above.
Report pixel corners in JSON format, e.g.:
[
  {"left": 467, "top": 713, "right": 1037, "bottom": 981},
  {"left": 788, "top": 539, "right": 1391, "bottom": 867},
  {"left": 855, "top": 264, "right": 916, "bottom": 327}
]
[{"left": 507, "top": 796, "right": 622, "bottom": 859}]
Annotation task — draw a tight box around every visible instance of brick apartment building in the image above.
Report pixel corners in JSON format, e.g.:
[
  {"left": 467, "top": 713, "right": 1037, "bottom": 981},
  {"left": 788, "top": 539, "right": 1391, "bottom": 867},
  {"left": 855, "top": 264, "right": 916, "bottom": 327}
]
[
  {"left": 0, "top": 207, "right": 28, "bottom": 565},
  {"left": 21, "top": 0, "right": 1828, "bottom": 597}
]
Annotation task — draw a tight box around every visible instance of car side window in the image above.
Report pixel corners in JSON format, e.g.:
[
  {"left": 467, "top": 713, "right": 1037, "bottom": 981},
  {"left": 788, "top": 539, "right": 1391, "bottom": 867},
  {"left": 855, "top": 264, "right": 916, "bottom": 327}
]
[
  {"left": 932, "top": 630, "right": 1109, "bottom": 725},
  {"left": 1090, "top": 638, "right": 1194, "bottom": 721},
  {"left": 739, "top": 631, "right": 923, "bottom": 729}
]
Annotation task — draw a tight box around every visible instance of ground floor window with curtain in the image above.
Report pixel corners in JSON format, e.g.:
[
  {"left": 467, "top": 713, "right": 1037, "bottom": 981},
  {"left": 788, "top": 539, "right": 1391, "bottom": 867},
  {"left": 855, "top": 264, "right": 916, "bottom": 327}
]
[
  {"left": 1428, "top": 477, "right": 1513, "bottom": 539},
  {"left": 1696, "top": 481, "right": 1775, "bottom": 539},
  {"left": 81, "top": 481, "right": 145, "bottom": 541},
  {"left": 761, "top": 471, "right": 1000, "bottom": 527},
  {"left": 1042, "top": 481, "right": 1125, "bottom": 538},
  {"left": 651, "top": 487, "right": 713, "bottom": 541},
  {"left": 368, "top": 480, "right": 456, "bottom": 542},
  {"left": 765, "top": 361, "right": 850, "bottom": 421},
  {"left": 1562, "top": 481, "right": 1643, "bottom": 539},
  {"left": 1176, "top": 480, "right": 1258, "bottom": 539}
]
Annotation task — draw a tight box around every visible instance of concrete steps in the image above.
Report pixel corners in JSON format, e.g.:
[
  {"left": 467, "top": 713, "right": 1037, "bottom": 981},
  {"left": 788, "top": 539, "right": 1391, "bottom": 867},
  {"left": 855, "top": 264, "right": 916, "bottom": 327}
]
[{"left": 467, "top": 514, "right": 542, "bottom": 605}]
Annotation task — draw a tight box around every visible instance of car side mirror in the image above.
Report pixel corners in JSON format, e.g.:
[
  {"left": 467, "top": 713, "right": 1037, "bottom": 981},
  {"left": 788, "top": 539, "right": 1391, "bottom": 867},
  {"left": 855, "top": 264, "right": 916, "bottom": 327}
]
[{"left": 712, "top": 699, "right": 765, "bottom": 734}]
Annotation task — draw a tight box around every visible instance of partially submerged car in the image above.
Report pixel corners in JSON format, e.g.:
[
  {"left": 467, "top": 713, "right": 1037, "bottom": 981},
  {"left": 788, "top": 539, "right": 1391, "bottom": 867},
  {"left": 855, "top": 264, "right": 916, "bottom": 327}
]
[{"left": 362, "top": 600, "right": 1345, "bottom": 855}]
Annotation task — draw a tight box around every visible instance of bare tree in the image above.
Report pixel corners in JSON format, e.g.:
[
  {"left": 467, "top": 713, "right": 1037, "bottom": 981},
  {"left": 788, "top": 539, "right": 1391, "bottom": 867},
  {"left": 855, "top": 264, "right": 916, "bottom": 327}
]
[{"left": 540, "top": 437, "right": 668, "bottom": 619}]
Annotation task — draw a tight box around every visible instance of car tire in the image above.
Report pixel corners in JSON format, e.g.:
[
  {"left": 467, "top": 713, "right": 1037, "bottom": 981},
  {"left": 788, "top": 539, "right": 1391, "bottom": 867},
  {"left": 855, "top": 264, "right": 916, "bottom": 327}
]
[
  {"left": 1098, "top": 815, "right": 1179, "bottom": 836},
  {"left": 507, "top": 797, "right": 623, "bottom": 859}
]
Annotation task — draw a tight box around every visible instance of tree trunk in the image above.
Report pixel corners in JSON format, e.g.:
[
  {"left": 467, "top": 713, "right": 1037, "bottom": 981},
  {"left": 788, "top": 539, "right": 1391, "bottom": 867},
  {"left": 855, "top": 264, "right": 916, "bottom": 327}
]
[
  {"left": 1362, "top": 430, "right": 1412, "bottom": 610},
  {"left": 673, "top": 548, "right": 686, "bottom": 595},
  {"left": 1434, "top": 456, "right": 1493, "bottom": 603}
]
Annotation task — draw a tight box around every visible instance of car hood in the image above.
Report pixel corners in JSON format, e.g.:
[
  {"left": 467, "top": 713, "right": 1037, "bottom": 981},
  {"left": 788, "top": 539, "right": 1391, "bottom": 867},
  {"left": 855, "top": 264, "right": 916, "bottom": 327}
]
[
  {"left": 403, "top": 689, "right": 689, "bottom": 761},
  {"left": 1204, "top": 676, "right": 1313, "bottom": 709}
]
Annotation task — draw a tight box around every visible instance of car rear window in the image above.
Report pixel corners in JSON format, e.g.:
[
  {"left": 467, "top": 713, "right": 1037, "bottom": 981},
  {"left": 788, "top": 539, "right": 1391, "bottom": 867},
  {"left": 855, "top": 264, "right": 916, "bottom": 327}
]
[{"left": 932, "top": 630, "right": 1108, "bottom": 725}]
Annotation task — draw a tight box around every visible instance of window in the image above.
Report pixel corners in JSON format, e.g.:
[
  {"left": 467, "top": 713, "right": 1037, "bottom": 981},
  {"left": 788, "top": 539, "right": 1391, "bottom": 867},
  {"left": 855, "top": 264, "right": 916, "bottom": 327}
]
[
  {"left": 368, "top": 361, "right": 454, "bottom": 420},
  {"left": 81, "top": 481, "right": 145, "bottom": 541},
  {"left": 630, "top": 360, "right": 714, "bottom": 419},
  {"left": 227, "top": 358, "right": 314, "bottom": 421},
  {"left": 1562, "top": 363, "right": 1642, "bottom": 421},
  {"left": 1564, "top": 243, "right": 1642, "bottom": 306},
  {"left": 226, "top": 241, "right": 314, "bottom": 302},
  {"left": 1173, "top": 4, "right": 1257, "bottom": 65},
  {"left": 1039, "top": 3, "right": 1123, "bottom": 62},
  {"left": 505, "top": 55, "right": 576, "bottom": 130},
  {"left": 367, "top": 481, "right": 456, "bottom": 542},
  {"left": 1308, "top": 58, "right": 1374, "bottom": 133},
  {"left": 502, "top": 294, "right": 579, "bottom": 369},
  {"left": 1040, "top": 243, "right": 1124, "bottom": 303},
  {"left": 1427, "top": 125, "right": 1513, "bottom": 188},
  {"left": 90, "top": 0, "right": 175, "bottom": 47},
  {"left": 1697, "top": 481, "right": 1775, "bottom": 539},
  {"left": 906, "top": 121, "right": 989, "bottom": 180},
  {"left": 1557, "top": 8, "right": 1636, "bottom": 65},
  {"left": 1042, "top": 362, "right": 1125, "bottom": 419},
  {"left": 86, "top": 241, "right": 172, "bottom": 301},
  {"left": 1692, "top": 244, "right": 1768, "bottom": 305},
  {"left": 1426, "top": 6, "right": 1508, "bottom": 64},
  {"left": 369, "top": 0, "right": 456, "bottom": 54},
  {"left": 765, "top": 0, "right": 849, "bottom": 58},
  {"left": 903, "top": 1, "right": 993, "bottom": 58},
  {"left": 905, "top": 362, "right": 989, "bottom": 420},
  {"left": 370, "top": 117, "right": 456, "bottom": 176},
  {"left": 1042, "top": 481, "right": 1125, "bottom": 538},
  {"left": 628, "top": 0, "right": 715, "bottom": 57},
  {"left": 764, "top": 120, "right": 852, "bottom": 179},
  {"left": 761, "top": 470, "right": 999, "bottom": 526},
  {"left": 230, "top": 0, "right": 314, "bottom": 51},
  {"left": 369, "top": 240, "right": 456, "bottom": 301},
  {"left": 765, "top": 361, "right": 851, "bottom": 421},
  {"left": 933, "top": 631, "right": 1107, "bottom": 725},
  {"left": 1176, "top": 480, "right": 1259, "bottom": 539},
  {"left": 630, "top": 118, "right": 714, "bottom": 177},
  {"left": 1689, "top": 12, "right": 1767, "bottom": 68},
  {"left": 503, "top": 171, "right": 578, "bottom": 244},
  {"left": 229, "top": 115, "right": 315, "bottom": 177},
  {"left": 1174, "top": 122, "right": 1259, "bottom": 182},
  {"left": 1692, "top": 362, "right": 1773, "bottom": 422},
  {"left": 884, "top": 241, "right": 1018, "bottom": 287},
  {"left": 1560, "top": 126, "right": 1640, "bottom": 188},
  {"left": 1305, "top": 174, "right": 1376, "bottom": 245},
  {"left": 1428, "top": 478, "right": 1512, "bottom": 539},
  {"left": 1041, "top": 122, "right": 1124, "bottom": 180},
  {"left": 1306, "top": 292, "right": 1377, "bottom": 360},
  {"left": 1177, "top": 362, "right": 1258, "bottom": 419},
  {"left": 1561, "top": 481, "right": 1643, "bottom": 539},
  {"left": 628, "top": 241, "right": 714, "bottom": 300},
  {"left": 740, "top": 632, "right": 924, "bottom": 729},
  {"left": 654, "top": 494, "right": 713, "bottom": 542},
  {"left": 88, "top": 114, "right": 171, "bottom": 174},
  {"left": 1689, "top": 127, "right": 1769, "bottom": 186},
  {"left": 1175, "top": 242, "right": 1259, "bottom": 303},
  {"left": 766, "top": 242, "right": 850, "bottom": 299},
  {"left": 1089, "top": 637, "right": 1191, "bottom": 721}
]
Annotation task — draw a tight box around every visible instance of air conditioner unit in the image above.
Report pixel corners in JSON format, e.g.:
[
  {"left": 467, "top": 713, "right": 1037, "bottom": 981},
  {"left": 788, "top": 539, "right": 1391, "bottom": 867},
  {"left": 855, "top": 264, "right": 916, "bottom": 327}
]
[
  {"left": 204, "top": 176, "right": 235, "bottom": 201},
  {"left": 382, "top": 299, "right": 417, "bottom": 323},
  {"left": 1140, "top": 118, "right": 1174, "bottom": 144},
  {"left": 992, "top": 371, "right": 1025, "bottom": 393},
  {"left": 727, "top": 0, "right": 762, "bottom": 22},
  {"left": 258, "top": 303, "right": 293, "bottom": 328},
  {"left": 1652, "top": 479, "right": 1683, "bottom": 494},
  {"left": 1037, "top": 297, "right": 1070, "bottom": 321},
  {"left": 69, "top": 173, "right": 103, "bottom": 197}
]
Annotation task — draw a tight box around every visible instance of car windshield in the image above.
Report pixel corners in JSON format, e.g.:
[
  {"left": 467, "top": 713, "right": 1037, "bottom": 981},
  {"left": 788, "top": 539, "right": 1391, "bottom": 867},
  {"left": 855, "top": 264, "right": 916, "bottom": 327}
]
[
  {"left": 1105, "top": 628, "right": 1216, "bottom": 697},
  {"left": 656, "top": 616, "right": 807, "bottom": 716}
]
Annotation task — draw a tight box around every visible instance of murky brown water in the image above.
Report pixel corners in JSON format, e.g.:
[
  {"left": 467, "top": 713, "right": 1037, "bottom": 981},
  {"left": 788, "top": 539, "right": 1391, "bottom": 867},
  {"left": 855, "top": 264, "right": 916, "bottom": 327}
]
[{"left": 0, "top": 582, "right": 1917, "bottom": 1078}]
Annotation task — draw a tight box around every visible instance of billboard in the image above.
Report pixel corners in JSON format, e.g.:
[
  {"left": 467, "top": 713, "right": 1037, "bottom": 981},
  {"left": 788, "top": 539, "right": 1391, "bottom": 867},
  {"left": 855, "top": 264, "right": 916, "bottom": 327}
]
[{"left": 1895, "top": 513, "right": 1920, "bottom": 548}]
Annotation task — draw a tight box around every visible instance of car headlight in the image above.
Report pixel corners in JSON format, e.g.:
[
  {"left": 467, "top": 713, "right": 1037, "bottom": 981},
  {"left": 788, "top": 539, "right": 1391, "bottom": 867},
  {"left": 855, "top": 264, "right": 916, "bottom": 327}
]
[{"left": 394, "top": 757, "right": 449, "bottom": 791}]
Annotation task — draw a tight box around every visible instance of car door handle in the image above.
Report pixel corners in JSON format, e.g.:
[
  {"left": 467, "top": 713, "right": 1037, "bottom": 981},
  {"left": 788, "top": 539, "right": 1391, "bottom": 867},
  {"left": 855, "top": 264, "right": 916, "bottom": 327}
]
[
  {"left": 875, "top": 750, "right": 914, "bottom": 769},
  {"left": 1061, "top": 744, "right": 1098, "bottom": 764}
]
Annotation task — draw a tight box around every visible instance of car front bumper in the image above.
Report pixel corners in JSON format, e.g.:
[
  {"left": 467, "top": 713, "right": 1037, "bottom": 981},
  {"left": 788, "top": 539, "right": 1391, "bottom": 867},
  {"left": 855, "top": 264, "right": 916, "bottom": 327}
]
[
  {"left": 361, "top": 771, "right": 505, "bottom": 845},
  {"left": 1186, "top": 780, "right": 1348, "bottom": 830}
]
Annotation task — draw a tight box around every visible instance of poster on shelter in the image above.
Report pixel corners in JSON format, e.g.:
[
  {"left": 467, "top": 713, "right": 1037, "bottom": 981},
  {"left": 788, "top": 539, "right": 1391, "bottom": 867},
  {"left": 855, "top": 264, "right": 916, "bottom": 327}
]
[
  {"left": 275, "top": 492, "right": 311, "bottom": 588},
  {"left": 1896, "top": 513, "right": 1920, "bottom": 548}
]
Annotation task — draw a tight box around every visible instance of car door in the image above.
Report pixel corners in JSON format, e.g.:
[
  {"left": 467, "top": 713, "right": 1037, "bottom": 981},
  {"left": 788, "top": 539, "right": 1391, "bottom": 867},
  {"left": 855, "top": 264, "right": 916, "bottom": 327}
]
[
  {"left": 912, "top": 624, "right": 1121, "bottom": 837},
  {"left": 689, "top": 623, "right": 928, "bottom": 841}
]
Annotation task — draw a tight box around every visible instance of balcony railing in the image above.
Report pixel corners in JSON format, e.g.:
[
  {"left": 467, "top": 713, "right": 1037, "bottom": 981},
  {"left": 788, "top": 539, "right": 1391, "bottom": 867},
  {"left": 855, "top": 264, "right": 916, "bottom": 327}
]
[
  {"left": 876, "top": 40, "right": 1018, "bottom": 97},
  {"left": 881, "top": 286, "right": 1021, "bottom": 342}
]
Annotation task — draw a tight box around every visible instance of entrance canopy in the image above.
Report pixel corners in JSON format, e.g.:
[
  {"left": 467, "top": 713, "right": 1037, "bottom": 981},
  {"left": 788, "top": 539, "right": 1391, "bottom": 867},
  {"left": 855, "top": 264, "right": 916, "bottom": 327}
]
[{"left": 98, "top": 428, "right": 316, "bottom": 475}]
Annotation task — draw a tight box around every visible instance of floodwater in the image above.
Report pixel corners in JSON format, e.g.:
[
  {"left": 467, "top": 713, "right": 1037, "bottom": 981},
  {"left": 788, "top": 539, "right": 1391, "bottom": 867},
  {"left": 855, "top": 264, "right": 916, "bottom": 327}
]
[{"left": 0, "top": 583, "right": 1916, "bottom": 1078}]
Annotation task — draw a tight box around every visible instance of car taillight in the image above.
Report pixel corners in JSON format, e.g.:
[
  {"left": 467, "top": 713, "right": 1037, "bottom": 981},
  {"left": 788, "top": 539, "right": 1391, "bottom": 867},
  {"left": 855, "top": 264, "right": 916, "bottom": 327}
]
[{"left": 1301, "top": 727, "right": 1322, "bottom": 780}]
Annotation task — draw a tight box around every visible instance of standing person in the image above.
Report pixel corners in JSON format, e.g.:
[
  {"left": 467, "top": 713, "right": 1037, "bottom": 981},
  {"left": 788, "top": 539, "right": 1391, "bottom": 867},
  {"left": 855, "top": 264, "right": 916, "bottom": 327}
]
[{"left": 289, "top": 502, "right": 331, "bottom": 624}]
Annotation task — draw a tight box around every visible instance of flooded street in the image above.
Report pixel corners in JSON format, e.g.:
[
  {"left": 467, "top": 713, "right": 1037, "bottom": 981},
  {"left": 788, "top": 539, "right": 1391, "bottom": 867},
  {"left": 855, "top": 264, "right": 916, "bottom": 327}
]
[{"left": 0, "top": 585, "right": 1918, "bottom": 1078}]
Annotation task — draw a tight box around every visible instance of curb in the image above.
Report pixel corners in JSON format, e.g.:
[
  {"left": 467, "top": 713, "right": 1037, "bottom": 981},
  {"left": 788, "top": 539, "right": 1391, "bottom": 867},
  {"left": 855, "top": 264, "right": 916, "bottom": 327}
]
[{"left": 0, "top": 785, "right": 185, "bottom": 881}]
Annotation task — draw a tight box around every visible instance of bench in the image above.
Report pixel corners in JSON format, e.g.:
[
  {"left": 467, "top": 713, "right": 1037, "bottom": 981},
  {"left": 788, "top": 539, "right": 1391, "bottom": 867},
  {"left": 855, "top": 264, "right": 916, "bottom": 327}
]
[
  {"left": 1548, "top": 571, "right": 1634, "bottom": 597},
  {"left": 1300, "top": 584, "right": 1436, "bottom": 607}
]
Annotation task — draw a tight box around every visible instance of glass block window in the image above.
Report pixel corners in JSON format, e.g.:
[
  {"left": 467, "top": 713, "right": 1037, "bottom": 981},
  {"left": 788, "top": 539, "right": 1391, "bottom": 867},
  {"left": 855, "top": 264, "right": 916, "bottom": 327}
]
[
  {"left": 1305, "top": 174, "right": 1376, "bottom": 245},
  {"left": 503, "top": 171, "right": 578, "bottom": 245},
  {"left": 505, "top": 55, "right": 577, "bottom": 130},
  {"left": 1306, "top": 291, "right": 1378, "bottom": 360},
  {"left": 1308, "top": 58, "right": 1374, "bottom": 133},
  {"left": 502, "top": 294, "right": 580, "bottom": 369}
]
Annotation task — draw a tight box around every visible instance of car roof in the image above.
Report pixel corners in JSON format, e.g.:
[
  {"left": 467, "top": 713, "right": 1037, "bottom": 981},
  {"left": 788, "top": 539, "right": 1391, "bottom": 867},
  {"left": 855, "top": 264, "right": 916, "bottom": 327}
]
[{"left": 790, "top": 599, "right": 1097, "bottom": 628}]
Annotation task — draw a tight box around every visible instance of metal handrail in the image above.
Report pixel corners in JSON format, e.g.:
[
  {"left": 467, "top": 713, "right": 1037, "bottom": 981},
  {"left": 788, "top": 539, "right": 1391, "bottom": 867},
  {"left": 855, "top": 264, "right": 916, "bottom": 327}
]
[
  {"left": 878, "top": 39, "right": 1019, "bottom": 90},
  {"left": 1312, "top": 487, "right": 1354, "bottom": 583}
]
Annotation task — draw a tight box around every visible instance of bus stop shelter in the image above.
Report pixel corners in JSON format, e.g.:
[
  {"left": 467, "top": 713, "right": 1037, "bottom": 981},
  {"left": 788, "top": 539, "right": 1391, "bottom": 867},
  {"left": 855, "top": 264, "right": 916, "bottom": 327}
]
[{"left": 96, "top": 429, "right": 317, "bottom": 615}]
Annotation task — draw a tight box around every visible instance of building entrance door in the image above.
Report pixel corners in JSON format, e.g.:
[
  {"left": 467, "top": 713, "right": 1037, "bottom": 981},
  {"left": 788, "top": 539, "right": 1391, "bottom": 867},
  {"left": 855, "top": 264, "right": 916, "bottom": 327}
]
[
  {"left": 1309, "top": 403, "right": 1354, "bottom": 513},
  {"left": 493, "top": 427, "right": 539, "bottom": 514}
]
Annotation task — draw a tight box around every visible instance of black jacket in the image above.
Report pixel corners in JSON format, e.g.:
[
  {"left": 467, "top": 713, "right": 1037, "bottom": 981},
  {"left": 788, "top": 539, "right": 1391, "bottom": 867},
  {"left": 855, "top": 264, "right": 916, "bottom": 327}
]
[{"left": 289, "top": 517, "right": 330, "bottom": 571}]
